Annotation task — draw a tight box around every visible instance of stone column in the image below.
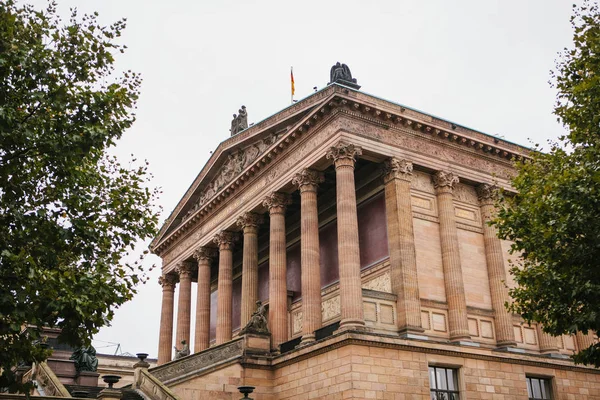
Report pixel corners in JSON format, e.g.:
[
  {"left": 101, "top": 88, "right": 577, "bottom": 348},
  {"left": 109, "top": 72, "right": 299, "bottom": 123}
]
[
  {"left": 477, "top": 184, "right": 517, "bottom": 347},
  {"left": 157, "top": 274, "right": 177, "bottom": 365},
  {"left": 175, "top": 261, "right": 194, "bottom": 348},
  {"left": 537, "top": 324, "right": 559, "bottom": 354},
  {"left": 383, "top": 158, "right": 423, "bottom": 335},
  {"left": 433, "top": 171, "right": 470, "bottom": 342},
  {"left": 263, "top": 192, "right": 292, "bottom": 350},
  {"left": 193, "top": 247, "right": 216, "bottom": 352},
  {"left": 236, "top": 212, "right": 264, "bottom": 327},
  {"left": 326, "top": 142, "right": 365, "bottom": 330},
  {"left": 576, "top": 331, "right": 596, "bottom": 351},
  {"left": 292, "top": 169, "right": 325, "bottom": 344},
  {"left": 213, "top": 231, "right": 238, "bottom": 345}
]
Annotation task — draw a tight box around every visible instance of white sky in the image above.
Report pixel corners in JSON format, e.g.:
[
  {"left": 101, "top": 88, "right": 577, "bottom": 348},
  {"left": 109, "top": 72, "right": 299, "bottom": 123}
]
[{"left": 24, "top": 0, "right": 577, "bottom": 358}]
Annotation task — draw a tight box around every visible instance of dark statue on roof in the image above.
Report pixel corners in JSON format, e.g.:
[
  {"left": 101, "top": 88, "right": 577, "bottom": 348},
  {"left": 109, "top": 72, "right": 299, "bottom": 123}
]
[
  {"left": 329, "top": 62, "right": 360, "bottom": 89},
  {"left": 70, "top": 346, "right": 98, "bottom": 372},
  {"left": 230, "top": 105, "right": 248, "bottom": 136},
  {"left": 239, "top": 301, "right": 269, "bottom": 335},
  {"left": 173, "top": 339, "right": 190, "bottom": 360}
]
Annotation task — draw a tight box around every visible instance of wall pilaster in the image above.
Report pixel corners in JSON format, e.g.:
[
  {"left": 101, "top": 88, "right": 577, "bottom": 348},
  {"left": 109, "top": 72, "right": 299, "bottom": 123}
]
[
  {"left": 433, "top": 171, "right": 470, "bottom": 341},
  {"left": 383, "top": 158, "right": 423, "bottom": 335}
]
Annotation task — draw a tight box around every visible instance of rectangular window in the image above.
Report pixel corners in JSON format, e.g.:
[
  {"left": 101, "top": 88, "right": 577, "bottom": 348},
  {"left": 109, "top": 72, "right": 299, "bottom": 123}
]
[
  {"left": 429, "top": 366, "right": 460, "bottom": 400},
  {"left": 527, "top": 377, "right": 552, "bottom": 400}
]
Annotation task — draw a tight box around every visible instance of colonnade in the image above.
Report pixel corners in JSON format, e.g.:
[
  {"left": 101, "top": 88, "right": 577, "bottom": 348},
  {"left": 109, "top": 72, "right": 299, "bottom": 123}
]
[{"left": 156, "top": 142, "right": 524, "bottom": 364}]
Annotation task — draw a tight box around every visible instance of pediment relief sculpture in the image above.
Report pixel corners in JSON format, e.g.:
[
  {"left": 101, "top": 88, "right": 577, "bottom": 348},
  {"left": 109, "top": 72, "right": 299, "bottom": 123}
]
[{"left": 185, "top": 132, "right": 284, "bottom": 218}]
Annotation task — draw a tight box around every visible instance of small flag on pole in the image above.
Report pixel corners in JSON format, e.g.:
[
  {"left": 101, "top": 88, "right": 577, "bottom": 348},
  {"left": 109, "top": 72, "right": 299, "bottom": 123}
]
[{"left": 291, "top": 67, "right": 295, "bottom": 101}]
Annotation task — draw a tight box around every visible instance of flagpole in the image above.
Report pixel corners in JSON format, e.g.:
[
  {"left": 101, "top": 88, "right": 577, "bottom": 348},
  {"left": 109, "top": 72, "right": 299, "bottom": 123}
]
[{"left": 290, "top": 66, "right": 294, "bottom": 104}]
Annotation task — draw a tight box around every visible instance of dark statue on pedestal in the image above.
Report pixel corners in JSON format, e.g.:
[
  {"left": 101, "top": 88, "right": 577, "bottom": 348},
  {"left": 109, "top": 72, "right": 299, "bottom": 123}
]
[
  {"left": 70, "top": 346, "right": 99, "bottom": 372},
  {"left": 328, "top": 62, "right": 360, "bottom": 90},
  {"left": 173, "top": 339, "right": 190, "bottom": 360},
  {"left": 239, "top": 301, "right": 269, "bottom": 335},
  {"left": 230, "top": 105, "right": 248, "bottom": 136}
]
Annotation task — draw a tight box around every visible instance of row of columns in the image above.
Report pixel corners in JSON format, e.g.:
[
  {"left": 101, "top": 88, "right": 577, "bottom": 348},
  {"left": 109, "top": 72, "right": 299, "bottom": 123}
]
[{"left": 157, "top": 141, "right": 585, "bottom": 365}]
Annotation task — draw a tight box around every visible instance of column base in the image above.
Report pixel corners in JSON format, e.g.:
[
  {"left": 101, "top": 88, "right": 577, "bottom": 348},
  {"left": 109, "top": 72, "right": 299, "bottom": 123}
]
[
  {"left": 399, "top": 332, "right": 429, "bottom": 341},
  {"left": 496, "top": 340, "right": 518, "bottom": 349},
  {"left": 336, "top": 318, "right": 366, "bottom": 333},
  {"left": 300, "top": 333, "right": 316, "bottom": 346},
  {"left": 451, "top": 340, "right": 480, "bottom": 347}
]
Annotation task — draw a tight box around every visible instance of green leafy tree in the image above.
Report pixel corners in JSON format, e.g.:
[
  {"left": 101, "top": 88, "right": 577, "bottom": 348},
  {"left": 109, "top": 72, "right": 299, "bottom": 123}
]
[
  {"left": 495, "top": 1, "right": 600, "bottom": 366},
  {"left": 0, "top": 0, "right": 159, "bottom": 391}
]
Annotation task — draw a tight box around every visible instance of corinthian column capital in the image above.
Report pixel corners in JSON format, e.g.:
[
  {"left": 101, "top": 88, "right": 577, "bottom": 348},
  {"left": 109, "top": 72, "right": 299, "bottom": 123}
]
[
  {"left": 326, "top": 142, "right": 362, "bottom": 168},
  {"left": 158, "top": 274, "right": 177, "bottom": 290},
  {"left": 193, "top": 246, "right": 217, "bottom": 263},
  {"left": 263, "top": 192, "right": 292, "bottom": 215},
  {"left": 236, "top": 212, "right": 264, "bottom": 233},
  {"left": 292, "top": 169, "right": 325, "bottom": 193},
  {"left": 383, "top": 158, "right": 413, "bottom": 183},
  {"left": 175, "top": 262, "right": 194, "bottom": 279},
  {"left": 213, "top": 231, "right": 238, "bottom": 251},
  {"left": 432, "top": 170, "right": 459, "bottom": 193},
  {"left": 476, "top": 183, "right": 499, "bottom": 206}
]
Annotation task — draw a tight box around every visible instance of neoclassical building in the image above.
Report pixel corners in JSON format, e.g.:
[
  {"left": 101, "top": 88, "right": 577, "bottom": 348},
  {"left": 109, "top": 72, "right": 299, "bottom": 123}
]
[{"left": 147, "top": 69, "right": 600, "bottom": 399}]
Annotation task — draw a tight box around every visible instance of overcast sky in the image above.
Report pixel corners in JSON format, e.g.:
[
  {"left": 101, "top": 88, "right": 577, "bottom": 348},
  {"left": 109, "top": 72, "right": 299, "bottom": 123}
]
[{"left": 25, "top": 0, "right": 578, "bottom": 358}]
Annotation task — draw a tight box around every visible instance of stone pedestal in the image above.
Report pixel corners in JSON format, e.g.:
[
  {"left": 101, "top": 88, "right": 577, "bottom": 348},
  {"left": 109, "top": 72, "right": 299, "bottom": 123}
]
[
  {"left": 477, "top": 184, "right": 517, "bottom": 348},
  {"left": 327, "top": 142, "right": 365, "bottom": 331},
  {"left": 157, "top": 274, "right": 177, "bottom": 365},
  {"left": 263, "top": 192, "right": 292, "bottom": 350},
  {"left": 383, "top": 158, "right": 423, "bottom": 334},
  {"left": 97, "top": 388, "right": 122, "bottom": 400},
  {"left": 194, "top": 247, "right": 216, "bottom": 352},
  {"left": 76, "top": 371, "right": 100, "bottom": 386},
  {"left": 293, "top": 169, "right": 325, "bottom": 344},
  {"left": 214, "top": 231, "right": 238, "bottom": 345},
  {"left": 241, "top": 333, "right": 272, "bottom": 356},
  {"left": 433, "top": 171, "right": 470, "bottom": 342}
]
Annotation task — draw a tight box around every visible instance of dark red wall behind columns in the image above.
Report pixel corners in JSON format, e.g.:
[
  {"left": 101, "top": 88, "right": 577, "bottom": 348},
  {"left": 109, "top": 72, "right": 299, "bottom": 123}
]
[
  {"left": 357, "top": 191, "right": 389, "bottom": 268},
  {"left": 319, "top": 221, "right": 339, "bottom": 287}
]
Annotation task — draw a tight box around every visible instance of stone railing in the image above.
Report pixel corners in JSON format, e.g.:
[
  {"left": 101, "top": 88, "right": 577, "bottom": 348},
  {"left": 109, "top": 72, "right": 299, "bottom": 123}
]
[
  {"left": 0, "top": 395, "right": 75, "bottom": 400},
  {"left": 132, "top": 368, "right": 180, "bottom": 400},
  {"left": 149, "top": 337, "right": 244, "bottom": 385},
  {"left": 34, "top": 362, "right": 71, "bottom": 397}
]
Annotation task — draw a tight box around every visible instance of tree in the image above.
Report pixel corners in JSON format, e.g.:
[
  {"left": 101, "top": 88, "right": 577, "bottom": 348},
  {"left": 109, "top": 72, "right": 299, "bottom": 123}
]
[
  {"left": 0, "top": 0, "right": 159, "bottom": 391},
  {"left": 495, "top": 1, "right": 600, "bottom": 367}
]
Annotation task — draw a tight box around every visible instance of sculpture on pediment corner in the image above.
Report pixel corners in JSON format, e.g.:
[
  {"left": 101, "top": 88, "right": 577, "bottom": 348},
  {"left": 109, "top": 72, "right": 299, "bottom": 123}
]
[
  {"left": 230, "top": 105, "right": 248, "bottom": 136},
  {"left": 70, "top": 346, "right": 99, "bottom": 372},
  {"left": 173, "top": 340, "right": 190, "bottom": 360},
  {"left": 239, "top": 301, "right": 269, "bottom": 336},
  {"left": 329, "top": 62, "right": 360, "bottom": 89}
]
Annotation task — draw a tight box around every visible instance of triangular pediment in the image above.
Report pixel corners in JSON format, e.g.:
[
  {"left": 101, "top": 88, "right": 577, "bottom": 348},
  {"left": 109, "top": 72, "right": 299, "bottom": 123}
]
[{"left": 151, "top": 86, "right": 340, "bottom": 249}]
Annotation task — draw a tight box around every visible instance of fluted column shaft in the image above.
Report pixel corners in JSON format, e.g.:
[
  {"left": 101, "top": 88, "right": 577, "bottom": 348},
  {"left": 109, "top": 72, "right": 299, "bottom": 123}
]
[
  {"left": 433, "top": 171, "right": 470, "bottom": 341},
  {"left": 576, "top": 331, "right": 596, "bottom": 351},
  {"left": 214, "top": 231, "right": 238, "bottom": 345},
  {"left": 327, "top": 142, "right": 365, "bottom": 330},
  {"left": 537, "top": 324, "right": 559, "bottom": 354},
  {"left": 293, "top": 169, "right": 325, "bottom": 343},
  {"left": 384, "top": 158, "right": 422, "bottom": 333},
  {"left": 237, "top": 213, "right": 263, "bottom": 327},
  {"left": 157, "top": 274, "right": 177, "bottom": 365},
  {"left": 477, "top": 184, "right": 516, "bottom": 347},
  {"left": 264, "top": 193, "right": 292, "bottom": 350},
  {"left": 175, "top": 262, "right": 194, "bottom": 347},
  {"left": 193, "top": 247, "right": 216, "bottom": 352}
]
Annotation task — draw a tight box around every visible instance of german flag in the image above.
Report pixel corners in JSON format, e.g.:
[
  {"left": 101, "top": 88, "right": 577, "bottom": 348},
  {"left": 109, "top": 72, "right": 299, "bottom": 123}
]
[{"left": 291, "top": 67, "right": 295, "bottom": 97}]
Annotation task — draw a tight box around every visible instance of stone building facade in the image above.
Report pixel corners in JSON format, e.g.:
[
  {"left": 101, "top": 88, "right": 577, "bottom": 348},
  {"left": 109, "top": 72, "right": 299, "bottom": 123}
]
[{"left": 149, "top": 79, "right": 600, "bottom": 399}]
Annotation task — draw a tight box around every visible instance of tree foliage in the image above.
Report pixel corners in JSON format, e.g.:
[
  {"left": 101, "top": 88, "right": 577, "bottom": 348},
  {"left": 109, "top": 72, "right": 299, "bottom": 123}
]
[
  {"left": 495, "top": 1, "right": 600, "bottom": 366},
  {"left": 0, "top": 0, "right": 159, "bottom": 391}
]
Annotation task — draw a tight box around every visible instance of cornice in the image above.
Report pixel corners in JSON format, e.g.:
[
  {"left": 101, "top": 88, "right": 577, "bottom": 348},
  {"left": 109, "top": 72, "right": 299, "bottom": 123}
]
[{"left": 153, "top": 86, "right": 530, "bottom": 257}]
